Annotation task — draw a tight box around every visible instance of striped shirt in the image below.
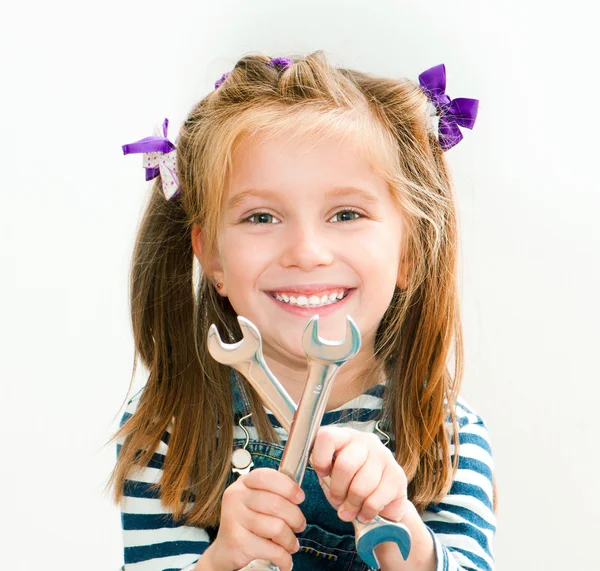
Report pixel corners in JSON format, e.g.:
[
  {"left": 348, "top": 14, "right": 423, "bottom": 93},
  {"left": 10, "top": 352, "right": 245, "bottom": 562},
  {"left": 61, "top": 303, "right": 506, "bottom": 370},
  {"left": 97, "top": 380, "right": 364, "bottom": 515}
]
[{"left": 117, "top": 384, "right": 496, "bottom": 570}]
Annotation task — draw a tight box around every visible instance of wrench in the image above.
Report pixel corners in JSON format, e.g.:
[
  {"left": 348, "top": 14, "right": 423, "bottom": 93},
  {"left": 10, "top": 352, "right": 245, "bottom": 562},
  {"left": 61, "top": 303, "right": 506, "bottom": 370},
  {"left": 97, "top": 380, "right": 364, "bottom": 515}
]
[
  {"left": 278, "top": 315, "right": 361, "bottom": 484},
  {"left": 296, "top": 316, "right": 411, "bottom": 568},
  {"left": 208, "top": 316, "right": 411, "bottom": 569}
]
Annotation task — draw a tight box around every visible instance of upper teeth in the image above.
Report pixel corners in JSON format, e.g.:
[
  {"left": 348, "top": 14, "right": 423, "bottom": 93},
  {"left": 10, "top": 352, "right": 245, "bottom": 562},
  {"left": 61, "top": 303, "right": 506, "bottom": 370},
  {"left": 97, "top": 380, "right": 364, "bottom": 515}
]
[{"left": 274, "top": 291, "right": 347, "bottom": 307}]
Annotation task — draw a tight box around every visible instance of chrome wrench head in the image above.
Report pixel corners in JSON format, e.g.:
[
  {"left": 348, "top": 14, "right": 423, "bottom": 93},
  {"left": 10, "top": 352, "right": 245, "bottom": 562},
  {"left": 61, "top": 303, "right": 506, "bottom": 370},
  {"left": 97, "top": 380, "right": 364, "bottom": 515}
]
[
  {"left": 207, "top": 316, "right": 262, "bottom": 365},
  {"left": 301, "top": 314, "right": 361, "bottom": 364}
]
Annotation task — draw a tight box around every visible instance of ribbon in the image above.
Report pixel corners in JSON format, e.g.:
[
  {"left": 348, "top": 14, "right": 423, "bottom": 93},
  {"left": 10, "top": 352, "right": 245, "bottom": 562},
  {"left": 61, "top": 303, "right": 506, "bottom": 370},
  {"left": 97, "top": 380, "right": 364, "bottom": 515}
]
[
  {"left": 122, "top": 118, "right": 180, "bottom": 200},
  {"left": 268, "top": 57, "right": 293, "bottom": 69},
  {"left": 418, "top": 64, "right": 479, "bottom": 151},
  {"left": 215, "top": 72, "right": 230, "bottom": 89},
  {"left": 215, "top": 57, "right": 293, "bottom": 90}
]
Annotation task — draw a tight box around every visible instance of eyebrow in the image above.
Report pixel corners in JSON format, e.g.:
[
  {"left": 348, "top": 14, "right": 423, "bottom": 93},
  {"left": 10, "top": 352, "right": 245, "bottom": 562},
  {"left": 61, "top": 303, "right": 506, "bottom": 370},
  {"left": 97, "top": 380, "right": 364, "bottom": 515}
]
[{"left": 226, "top": 186, "right": 381, "bottom": 209}]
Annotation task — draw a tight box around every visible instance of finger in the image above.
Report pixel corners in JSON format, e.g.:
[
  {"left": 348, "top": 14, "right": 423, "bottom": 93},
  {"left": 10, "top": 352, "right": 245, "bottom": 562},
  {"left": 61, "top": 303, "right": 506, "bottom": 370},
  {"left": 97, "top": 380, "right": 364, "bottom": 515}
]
[
  {"left": 246, "top": 512, "right": 301, "bottom": 555},
  {"left": 357, "top": 464, "right": 407, "bottom": 522},
  {"left": 339, "top": 452, "right": 385, "bottom": 520},
  {"left": 231, "top": 530, "right": 295, "bottom": 571},
  {"left": 327, "top": 439, "right": 369, "bottom": 503},
  {"left": 317, "top": 473, "right": 342, "bottom": 510},
  {"left": 245, "top": 491, "right": 307, "bottom": 533},
  {"left": 310, "top": 426, "right": 353, "bottom": 477},
  {"left": 242, "top": 468, "right": 305, "bottom": 504}
]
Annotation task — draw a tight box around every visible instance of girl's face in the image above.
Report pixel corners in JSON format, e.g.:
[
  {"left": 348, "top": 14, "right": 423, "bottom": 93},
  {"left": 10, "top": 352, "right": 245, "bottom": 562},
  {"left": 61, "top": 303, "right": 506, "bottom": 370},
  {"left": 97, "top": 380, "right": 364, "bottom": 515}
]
[{"left": 199, "top": 132, "right": 406, "bottom": 367}]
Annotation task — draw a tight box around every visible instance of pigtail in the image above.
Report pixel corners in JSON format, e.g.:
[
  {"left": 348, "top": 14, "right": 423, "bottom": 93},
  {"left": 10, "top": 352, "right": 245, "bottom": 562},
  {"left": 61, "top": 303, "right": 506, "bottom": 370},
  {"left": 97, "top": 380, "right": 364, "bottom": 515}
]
[
  {"left": 381, "top": 212, "right": 463, "bottom": 510},
  {"left": 343, "top": 71, "right": 465, "bottom": 510},
  {"left": 108, "top": 182, "right": 235, "bottom": 525},
  {"left": 110, "top": 168, "right": 281, "bottom": 526}
]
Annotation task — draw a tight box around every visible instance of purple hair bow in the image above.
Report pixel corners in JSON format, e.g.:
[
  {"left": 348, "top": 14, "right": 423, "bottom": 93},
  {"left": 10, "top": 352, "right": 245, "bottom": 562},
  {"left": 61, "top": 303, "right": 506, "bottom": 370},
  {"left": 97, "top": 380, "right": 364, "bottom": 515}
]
[
  {"left": 215, "top": 57, "right": 293, "bottom": 89},
  {"left": 418, "top": 64, "right": 479, "bottom": 151},
  {"left": 268, "top": 57, "right": 293, "bottom": 69},
  {"left": 122, "top": 118, "right": 180, "bottom": 200}
]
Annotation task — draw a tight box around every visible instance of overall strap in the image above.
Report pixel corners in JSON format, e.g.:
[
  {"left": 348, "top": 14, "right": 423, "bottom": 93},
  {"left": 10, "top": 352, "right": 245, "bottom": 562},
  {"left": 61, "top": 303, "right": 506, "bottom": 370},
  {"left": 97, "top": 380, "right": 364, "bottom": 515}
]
[{"left": 230, "top": 370, "right": 253, "bottom": 417}]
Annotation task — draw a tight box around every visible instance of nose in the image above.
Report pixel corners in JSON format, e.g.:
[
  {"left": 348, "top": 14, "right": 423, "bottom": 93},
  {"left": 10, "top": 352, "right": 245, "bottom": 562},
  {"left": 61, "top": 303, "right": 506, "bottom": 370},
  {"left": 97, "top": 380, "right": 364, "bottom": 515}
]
[{"left": 279, "top": 222, "right": 334, "bottom": 271}]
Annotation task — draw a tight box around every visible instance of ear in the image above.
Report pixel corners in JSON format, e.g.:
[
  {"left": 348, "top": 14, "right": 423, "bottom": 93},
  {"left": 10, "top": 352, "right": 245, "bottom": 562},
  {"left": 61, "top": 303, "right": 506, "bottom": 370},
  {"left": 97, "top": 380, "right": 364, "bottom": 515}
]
[{"left": 191, "top": 225, "right": 227, "bottom": 296}]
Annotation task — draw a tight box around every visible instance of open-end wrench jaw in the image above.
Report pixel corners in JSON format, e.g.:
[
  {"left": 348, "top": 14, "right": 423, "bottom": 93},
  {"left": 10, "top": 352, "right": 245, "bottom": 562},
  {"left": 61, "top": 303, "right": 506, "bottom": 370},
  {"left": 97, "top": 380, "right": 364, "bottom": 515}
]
[
  {"left": 207, "top": 317, "right": 261, "bottom": 364},
  {"left": 301, "top": 314, "right": 361, "bottom": 363},
  {"left": 356, "top": 520, "right": 412, "bottom": 568}
]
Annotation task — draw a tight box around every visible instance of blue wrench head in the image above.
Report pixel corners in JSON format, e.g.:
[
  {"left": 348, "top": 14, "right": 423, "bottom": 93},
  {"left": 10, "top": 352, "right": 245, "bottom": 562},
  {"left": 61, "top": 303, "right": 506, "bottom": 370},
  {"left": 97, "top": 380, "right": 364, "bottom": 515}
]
[
  {"left": 356, "top": 522, "right": 412, "bottom": 567},
  {"left": 301, "top": 314, "right": 361, "bottom": 363}
]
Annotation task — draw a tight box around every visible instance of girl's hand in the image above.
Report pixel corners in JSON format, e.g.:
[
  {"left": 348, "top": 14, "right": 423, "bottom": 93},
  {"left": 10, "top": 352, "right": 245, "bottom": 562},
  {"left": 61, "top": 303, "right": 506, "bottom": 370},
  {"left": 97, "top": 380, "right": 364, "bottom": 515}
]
[
  {"left": 310, "top": 426, "right": 409, "bottom": 524},
  {"left": 206, "top": 467, "right": 306, "bottom": 571}
]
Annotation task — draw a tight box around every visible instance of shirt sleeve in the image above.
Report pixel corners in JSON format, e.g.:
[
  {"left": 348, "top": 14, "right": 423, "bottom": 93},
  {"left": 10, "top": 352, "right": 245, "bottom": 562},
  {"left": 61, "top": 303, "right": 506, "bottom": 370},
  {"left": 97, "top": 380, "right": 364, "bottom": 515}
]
[
  {"left": 117, "top": 393, "right": 212, "bottom": 571},
  {"left": 420, "top": 398, "right": 496, "bottom": 571}
]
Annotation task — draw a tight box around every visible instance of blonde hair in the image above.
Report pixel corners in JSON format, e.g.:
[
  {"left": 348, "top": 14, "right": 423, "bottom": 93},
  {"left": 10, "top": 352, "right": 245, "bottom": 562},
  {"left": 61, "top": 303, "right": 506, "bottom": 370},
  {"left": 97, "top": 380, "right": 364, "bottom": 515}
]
[{"left": 108, "top": 50, "right": 477, "bottom": 526}]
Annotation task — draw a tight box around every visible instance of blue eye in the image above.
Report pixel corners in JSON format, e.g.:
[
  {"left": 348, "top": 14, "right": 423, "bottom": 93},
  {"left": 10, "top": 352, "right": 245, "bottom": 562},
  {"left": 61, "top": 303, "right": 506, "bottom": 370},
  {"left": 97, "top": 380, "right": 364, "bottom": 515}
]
[
  {"left": 247, "top": 212, "right": 278, "bottom": 224},
  {"left": 331, "top": 210, "right": 361, "bottom": 222}
]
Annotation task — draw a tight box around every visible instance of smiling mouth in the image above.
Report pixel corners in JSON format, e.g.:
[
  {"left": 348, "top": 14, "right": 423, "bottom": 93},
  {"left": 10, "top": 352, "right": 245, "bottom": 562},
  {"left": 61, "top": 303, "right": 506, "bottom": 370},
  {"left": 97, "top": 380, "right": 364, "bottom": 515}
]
[{"left": 269, "top": 289, "right": 351, "bottom": 309}]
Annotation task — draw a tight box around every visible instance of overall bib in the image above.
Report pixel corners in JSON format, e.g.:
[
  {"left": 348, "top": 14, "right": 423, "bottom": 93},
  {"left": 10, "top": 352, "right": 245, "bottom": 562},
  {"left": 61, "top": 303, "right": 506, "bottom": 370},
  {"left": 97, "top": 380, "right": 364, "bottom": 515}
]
[{"left": 226, "top": 374, "right": 386, "bottom": 571}]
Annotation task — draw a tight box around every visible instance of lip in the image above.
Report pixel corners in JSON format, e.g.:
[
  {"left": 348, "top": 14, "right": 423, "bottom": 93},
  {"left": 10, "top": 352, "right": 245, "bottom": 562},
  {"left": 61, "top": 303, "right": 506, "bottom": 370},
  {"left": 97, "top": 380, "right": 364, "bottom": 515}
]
[{"left": 266, "top": 288, "right": 355, "bottom": 317}]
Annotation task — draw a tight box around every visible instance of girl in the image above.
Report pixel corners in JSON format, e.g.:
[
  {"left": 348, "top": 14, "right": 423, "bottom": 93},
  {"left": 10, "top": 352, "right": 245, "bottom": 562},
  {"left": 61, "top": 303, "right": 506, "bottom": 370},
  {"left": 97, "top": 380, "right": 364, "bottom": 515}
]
[{"left": 111, "top": 51, "right": 496, "bottom": 571}]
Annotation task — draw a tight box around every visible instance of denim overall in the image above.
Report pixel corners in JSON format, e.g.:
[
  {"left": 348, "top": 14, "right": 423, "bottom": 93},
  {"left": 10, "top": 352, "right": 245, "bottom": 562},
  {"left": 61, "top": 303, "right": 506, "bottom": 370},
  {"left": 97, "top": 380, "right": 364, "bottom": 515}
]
[{"left": 226, "top": 374, "right": 389, "bottom": 571}]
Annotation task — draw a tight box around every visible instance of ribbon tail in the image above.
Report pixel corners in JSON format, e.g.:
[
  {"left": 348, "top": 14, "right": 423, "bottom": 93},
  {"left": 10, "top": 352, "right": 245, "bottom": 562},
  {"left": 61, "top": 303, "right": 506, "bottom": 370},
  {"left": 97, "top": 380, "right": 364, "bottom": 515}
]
[
  {"left": 438, "top": 117, "right": 463, "bottom": 151},
  {"left": 159, "top": 164, "right": 180, "bottom": 199},
  {"left": 145, "top": 166, "right": 160, "bottom": 181},
  {"left": 122, "top": 136, "right": 175, "bottom": 155},
  {"left": 447, "top": 98, "right": 479, "bottom": 129}
]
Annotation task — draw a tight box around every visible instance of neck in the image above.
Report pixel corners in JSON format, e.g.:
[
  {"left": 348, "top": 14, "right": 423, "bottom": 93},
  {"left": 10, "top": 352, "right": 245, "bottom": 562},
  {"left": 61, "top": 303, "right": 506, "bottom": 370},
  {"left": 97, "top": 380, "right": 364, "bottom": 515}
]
[{"left": 263, "top": 342, "right": 385, "bottom": 412}]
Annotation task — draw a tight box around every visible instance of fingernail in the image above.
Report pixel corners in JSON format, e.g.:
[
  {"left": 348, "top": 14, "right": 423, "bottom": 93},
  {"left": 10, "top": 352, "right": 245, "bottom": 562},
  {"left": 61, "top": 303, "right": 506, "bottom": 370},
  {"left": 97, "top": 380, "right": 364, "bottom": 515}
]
[
  {"left": 357, "top": 513, "right": 372, "bottom": 523},
  {"left": 339, "top": 509, "right": 355, "bottom": 521},
  {"left": 296, "top": 490, "right": 305, "bottom": 502}
]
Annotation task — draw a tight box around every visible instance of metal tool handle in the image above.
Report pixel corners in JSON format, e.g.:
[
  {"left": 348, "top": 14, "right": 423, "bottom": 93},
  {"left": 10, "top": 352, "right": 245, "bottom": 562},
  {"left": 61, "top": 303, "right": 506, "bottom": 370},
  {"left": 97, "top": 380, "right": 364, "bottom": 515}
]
[
  {"left": 278, "top": 360, "right": 341, "bottom": 484},
  {"left": 243, "top": 560, "right": 279, "bottom": 570},
  {"left": 232, "top": 360, "right": 297, "bottom": 433}
]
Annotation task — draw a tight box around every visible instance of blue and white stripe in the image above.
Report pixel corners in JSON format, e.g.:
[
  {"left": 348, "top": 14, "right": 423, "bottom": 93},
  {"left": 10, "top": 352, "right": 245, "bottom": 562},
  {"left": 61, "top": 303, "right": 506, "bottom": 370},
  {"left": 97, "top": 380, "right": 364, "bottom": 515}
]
[
  {"left": 422, "top": 398, "right": 496, "bottom": 571},
  {"left": 118, "top": 386, "right": 496, "bottom": 570}
]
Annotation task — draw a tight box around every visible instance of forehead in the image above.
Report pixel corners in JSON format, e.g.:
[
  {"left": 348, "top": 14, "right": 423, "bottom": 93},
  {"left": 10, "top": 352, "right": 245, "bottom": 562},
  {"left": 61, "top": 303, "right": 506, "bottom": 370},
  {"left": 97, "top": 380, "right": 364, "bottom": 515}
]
[
  {"left": 226, "top": 141, "right": 390, "bottom": 216},
  {"left": 231, "top": 135, "right": 367, "bottom": 182},
  {"left": 226, "top": 111, "right": 397, "bottom": 197}
]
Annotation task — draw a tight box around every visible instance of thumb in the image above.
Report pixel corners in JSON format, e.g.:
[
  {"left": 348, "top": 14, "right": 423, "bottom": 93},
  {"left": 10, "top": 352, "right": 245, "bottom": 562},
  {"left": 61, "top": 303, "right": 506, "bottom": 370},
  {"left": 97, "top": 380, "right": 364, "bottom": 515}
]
[{"left": 379, "top": 497, "right": 408, "bottom": 522}]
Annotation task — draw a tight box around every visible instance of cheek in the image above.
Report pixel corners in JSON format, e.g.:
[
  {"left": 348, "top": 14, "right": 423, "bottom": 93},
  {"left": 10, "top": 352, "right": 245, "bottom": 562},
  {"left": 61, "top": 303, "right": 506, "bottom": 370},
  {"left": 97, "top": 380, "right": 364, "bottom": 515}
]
[
  {"left": 219, "top": 233, "right": 271, "bottom": 284},
  {"left": 351, "top": 231, "right": 402, "bottom": 278}
]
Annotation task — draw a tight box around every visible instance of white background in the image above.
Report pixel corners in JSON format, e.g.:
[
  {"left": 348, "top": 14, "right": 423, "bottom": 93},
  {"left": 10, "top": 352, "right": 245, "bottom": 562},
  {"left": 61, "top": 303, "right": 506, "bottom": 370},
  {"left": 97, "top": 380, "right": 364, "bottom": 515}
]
[{"left": 1, "top": 0, "right": 598, "bottom": 569}]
